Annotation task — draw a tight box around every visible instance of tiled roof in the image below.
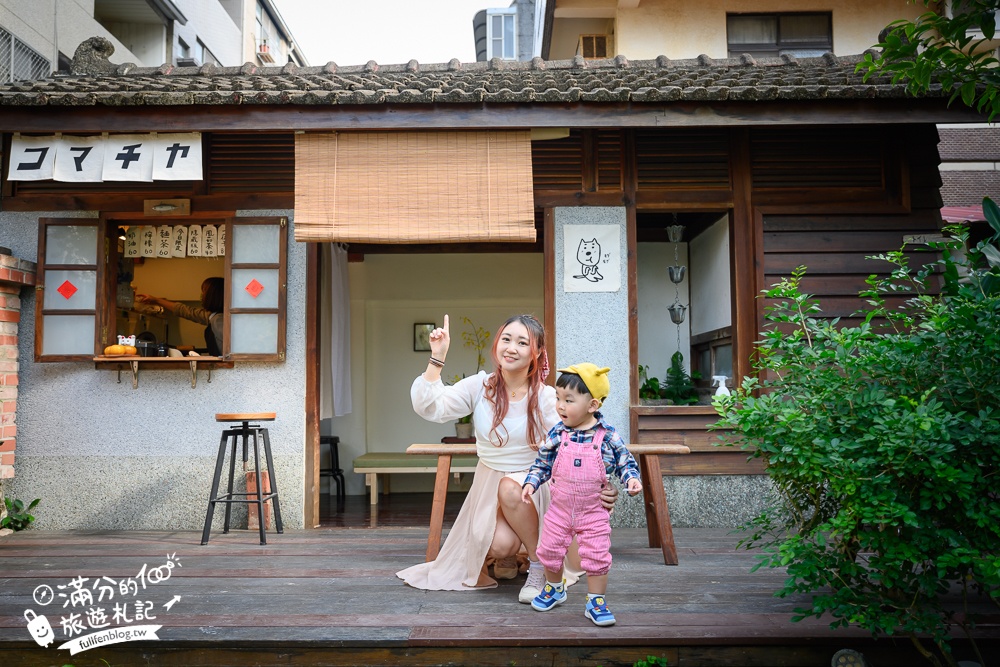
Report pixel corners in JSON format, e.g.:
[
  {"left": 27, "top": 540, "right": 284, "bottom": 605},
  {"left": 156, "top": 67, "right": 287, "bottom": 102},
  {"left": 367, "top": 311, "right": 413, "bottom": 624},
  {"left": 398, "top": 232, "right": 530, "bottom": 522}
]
[{"left": 0, "top": 47, "right": 936, "bottom": 108}]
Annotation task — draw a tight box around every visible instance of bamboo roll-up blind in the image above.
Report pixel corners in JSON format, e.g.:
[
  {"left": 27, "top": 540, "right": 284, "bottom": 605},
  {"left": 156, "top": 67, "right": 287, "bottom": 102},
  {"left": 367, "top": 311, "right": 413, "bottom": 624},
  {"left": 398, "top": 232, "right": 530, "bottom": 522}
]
[{"left": 294, "top": 131, "right": 535, "bottom": 244}]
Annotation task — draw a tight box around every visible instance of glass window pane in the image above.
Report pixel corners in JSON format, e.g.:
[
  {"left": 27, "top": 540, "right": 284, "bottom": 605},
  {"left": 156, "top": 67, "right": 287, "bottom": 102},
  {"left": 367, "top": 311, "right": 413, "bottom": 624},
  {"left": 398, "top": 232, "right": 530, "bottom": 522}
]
[
  {"left": 715, "top": 344, "right": 733, "bottom": 378},
  {"left": 43, "top": 270, "right": 97, "bottom": 310},
  {"left": 45, "top": 225, "right": 97, "bottom": 265},
  {"left": 780, "top": 15, "right": 830, "bottom": 43},
  {"left": 699, "top": 349, "right": 711, "bottom": 377},
  {"left": 232, "top": 224, "right": 280, "bottom": 264},
  {"left": 231, "top": 268, "right": 279, "bottom": 309},
  {"left": 503, "top": 15, "right": 514, "bottom": 59},
  {"left": 727, "top": 16, "right": 776, "bottom": 45},
  {"left": 42, "top": 315, "right": 94, "bottom": 354},
  {"left": 231, "top": 313, "right": 278, "bottom": 354}
]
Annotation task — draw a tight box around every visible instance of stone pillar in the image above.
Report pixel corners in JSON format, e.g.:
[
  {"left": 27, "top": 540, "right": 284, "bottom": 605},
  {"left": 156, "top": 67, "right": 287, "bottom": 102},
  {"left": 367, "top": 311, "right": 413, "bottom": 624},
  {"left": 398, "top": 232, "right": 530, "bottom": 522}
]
[
  {"left": 0, "top": 247, "right": 37, "bottom": 480},
  {"left": 552, "top": 207, "right": 630, "bottom": 441}
]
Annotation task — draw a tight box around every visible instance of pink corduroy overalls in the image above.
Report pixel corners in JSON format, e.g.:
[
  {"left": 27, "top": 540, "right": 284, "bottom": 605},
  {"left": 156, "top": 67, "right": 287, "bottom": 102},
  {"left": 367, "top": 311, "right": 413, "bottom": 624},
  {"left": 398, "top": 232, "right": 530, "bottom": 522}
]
[{"left": 536, "top": 427, "right": 613, "bottom": 576}]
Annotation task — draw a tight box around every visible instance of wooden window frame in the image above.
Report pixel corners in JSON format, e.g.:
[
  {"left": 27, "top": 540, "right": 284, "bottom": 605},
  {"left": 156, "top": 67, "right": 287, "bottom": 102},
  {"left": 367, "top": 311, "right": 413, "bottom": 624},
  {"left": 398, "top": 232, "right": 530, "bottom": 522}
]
[
  {"left": 577, "top": 34, "right": 608, "bottom": 59},
  {"left": 34, "top": 215, "right": 287, "bottom": 363},
  {"left": 34, "top": 218, "right": 105, "bottom": 362}
]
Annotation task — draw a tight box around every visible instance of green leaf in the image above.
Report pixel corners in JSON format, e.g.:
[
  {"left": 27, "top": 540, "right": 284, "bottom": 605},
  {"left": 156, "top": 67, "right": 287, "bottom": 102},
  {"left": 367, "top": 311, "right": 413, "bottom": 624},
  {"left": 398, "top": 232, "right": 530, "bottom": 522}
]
[{"left": 983, "top": 197, "right": 1000, "bottom": 237}]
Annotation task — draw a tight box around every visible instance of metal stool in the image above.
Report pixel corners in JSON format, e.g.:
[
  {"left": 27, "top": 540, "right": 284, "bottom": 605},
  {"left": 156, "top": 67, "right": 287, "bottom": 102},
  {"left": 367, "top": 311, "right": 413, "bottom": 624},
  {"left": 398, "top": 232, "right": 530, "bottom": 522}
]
[
  {"left": 202, "top": 412, "right": 284, "bottom": 545},
  {"left": 320, "top": 435, "right": 346, "bottom": 500}
]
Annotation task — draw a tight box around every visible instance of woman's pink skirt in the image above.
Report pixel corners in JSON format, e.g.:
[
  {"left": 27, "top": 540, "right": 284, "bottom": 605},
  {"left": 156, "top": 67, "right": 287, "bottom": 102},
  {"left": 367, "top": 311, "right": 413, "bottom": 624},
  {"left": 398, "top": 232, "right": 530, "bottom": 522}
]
[{"left": 396, "top": 462, "right": 551, "bottom": 591}]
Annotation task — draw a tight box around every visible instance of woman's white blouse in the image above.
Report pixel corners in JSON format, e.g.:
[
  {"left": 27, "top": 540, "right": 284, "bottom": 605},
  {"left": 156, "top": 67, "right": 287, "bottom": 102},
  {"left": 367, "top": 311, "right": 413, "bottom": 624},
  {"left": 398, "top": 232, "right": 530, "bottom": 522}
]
[{"left": 411, "top": 371, "right": 559, "bottom": 472}]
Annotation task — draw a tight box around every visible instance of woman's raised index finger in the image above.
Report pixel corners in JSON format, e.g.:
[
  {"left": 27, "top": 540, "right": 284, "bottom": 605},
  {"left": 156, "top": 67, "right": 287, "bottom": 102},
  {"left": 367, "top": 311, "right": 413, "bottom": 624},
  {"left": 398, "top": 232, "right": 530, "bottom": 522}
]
[{"left": 443, "top": 314, "right": 449, "bottom": 333}]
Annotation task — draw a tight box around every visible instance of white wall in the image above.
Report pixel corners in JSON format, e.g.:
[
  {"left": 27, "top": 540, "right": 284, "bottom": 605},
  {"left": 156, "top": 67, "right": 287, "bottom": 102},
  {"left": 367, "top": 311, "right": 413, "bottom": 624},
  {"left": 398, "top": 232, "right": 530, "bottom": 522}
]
[
  {"left": 637, "top": 241, "right": 690, "bottom": 378},
  {"left": 326, "top": 253, "right": 544, "bottom": 495},
  {"left": 689, "top": 214, "right": 730, "bottom": 336},
  {"left": 100, "top": 21, "right": 166, "bottom": 66}
]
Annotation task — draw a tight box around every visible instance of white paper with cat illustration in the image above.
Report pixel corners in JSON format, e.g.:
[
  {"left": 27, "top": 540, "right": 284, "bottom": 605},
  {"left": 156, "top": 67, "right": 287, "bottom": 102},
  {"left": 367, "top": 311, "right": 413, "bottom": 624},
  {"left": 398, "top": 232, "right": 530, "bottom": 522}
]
[{"left": 563, "top": 224, "right": 620, "bottom": 292}]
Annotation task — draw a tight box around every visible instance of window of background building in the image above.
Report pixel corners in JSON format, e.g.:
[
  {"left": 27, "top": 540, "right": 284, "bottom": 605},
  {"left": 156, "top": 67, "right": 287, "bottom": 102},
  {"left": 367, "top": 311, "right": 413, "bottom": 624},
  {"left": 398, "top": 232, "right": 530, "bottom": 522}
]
[
  {"left": 577, "top": 34, "right": 608, "bottom": 59},
  {"left": 727, "top": 13, "right": 833, "bottom": 58},
  {"left": 195, "top": 39, "right": 218, "bottom": 67},
  {"left": 1, "top": 26, "right": 51, "bottom": 82},
  {"left": 487, "top": 9, "right": 516, "bottom": 60}
]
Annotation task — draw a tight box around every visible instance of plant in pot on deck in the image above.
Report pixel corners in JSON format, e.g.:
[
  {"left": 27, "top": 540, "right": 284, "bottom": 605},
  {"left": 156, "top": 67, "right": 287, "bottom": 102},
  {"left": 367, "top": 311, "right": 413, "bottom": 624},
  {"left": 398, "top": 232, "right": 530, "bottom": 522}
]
[
  {"left": 660, "top": 351, "right": 700, "bottom": 405},
  {"left": 448, "top": 317, "right": 491, "bottom": 439}
]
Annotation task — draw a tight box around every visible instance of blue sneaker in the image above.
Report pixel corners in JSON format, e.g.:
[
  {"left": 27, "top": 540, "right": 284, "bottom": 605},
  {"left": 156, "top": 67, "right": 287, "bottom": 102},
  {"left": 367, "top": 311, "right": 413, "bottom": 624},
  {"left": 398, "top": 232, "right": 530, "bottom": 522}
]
[
  {"left": 585, "top": 596, "right": 616, "bottom": 626},
  {"left": 530, "top": 581, "right": 567, "bottom": 611}
]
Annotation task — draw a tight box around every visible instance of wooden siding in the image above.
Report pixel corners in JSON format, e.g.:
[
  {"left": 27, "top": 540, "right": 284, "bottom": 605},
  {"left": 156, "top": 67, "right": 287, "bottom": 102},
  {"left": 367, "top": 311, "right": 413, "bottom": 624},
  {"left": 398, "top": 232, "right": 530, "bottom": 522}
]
[
  {"left": 1, "top": 132, "right": 296, "bottom": 211},
  {"left": 760, "top": 124, "right": 943, "bottom": 328}
]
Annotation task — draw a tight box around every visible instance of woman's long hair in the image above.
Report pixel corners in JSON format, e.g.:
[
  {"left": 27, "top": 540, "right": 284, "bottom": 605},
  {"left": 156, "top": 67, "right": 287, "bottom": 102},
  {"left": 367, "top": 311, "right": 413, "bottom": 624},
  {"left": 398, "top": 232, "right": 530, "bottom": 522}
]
[
  {"left": 484, "top": 314, "right": 547, "bottom": 448},
  {"left": 201, "top": 277, "right": 225, "bottom": 313}
]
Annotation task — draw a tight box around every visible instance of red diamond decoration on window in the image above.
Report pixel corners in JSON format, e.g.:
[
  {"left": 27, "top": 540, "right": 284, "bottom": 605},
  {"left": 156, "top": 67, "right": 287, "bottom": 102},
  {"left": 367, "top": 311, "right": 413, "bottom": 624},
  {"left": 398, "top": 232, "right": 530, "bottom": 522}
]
[
  {"left": 245, "top": 278, "right": 264, "bottom": 298},
  {"left": 57, "top": 280, "right": 78, "bottom": 300}
]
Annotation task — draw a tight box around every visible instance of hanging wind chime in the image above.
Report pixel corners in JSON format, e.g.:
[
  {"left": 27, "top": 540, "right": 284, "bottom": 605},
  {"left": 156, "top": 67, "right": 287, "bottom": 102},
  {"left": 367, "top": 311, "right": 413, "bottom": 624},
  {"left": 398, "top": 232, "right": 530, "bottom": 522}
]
[{"left": 666, "top": 217, "right": 686, "bottom": 353}]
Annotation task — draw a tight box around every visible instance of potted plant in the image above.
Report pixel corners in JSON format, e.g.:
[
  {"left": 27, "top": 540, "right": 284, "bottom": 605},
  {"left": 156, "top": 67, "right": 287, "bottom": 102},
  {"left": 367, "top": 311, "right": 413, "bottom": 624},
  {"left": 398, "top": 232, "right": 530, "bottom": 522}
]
[
  {"left": 660, "top": 351, "right": 700, "bottom": 405},
  {"left": 639, "top": 353, "right": 702, "bottom": 405}
]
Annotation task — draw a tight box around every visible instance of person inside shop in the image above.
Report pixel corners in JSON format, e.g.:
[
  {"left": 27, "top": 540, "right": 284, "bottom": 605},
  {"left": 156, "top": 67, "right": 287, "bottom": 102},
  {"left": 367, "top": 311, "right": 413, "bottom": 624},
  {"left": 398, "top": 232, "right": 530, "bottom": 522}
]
[{"left": 136, "top": 276, "right": 224, "bottom": 356}]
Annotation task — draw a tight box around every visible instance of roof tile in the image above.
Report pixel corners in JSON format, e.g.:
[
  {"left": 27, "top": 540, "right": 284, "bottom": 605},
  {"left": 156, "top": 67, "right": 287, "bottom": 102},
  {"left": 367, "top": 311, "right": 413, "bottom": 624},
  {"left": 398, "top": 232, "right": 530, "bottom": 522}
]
[{"left": 0, "top": 37, "right": 947, "bottom": 109}]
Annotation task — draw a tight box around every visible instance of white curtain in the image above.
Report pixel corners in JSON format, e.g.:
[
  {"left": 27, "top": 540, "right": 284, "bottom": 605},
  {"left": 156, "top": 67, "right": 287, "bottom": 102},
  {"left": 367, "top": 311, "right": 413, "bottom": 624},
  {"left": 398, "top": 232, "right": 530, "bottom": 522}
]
[{"left": 320, "top": 243, "right": 352, "bottom": 418}]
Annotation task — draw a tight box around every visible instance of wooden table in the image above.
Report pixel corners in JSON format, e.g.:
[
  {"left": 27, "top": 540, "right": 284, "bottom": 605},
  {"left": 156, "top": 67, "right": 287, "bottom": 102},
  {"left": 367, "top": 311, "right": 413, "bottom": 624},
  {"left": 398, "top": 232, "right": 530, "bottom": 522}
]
[{"left": 407, "top": 441, "right": 690, "bottom": 565}]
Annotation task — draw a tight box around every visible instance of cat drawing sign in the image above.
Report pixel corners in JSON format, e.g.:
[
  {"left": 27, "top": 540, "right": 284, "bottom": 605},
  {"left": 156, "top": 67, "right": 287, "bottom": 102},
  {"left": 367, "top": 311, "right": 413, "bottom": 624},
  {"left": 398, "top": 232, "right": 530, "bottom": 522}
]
[{"left": 563, "top": 224, "right": 620, "bottom": 292}]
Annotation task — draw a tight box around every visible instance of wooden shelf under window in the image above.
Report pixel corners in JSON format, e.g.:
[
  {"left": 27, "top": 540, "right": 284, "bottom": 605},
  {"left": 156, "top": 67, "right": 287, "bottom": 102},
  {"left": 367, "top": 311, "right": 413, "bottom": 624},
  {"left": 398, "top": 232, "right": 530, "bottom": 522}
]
[{"left": 93, "top": 356, "right": 233, "bottom": 389}]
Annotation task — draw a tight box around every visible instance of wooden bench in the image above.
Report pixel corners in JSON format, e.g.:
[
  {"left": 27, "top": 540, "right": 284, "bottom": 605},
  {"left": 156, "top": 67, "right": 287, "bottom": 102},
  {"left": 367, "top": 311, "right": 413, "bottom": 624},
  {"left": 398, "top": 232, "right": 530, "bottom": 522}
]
[
  {"left": 406, "top": 442, "right": 690, "bottom": 566},
  {"left": 352, "top": 451, "right": 479, "bottom": 506}
]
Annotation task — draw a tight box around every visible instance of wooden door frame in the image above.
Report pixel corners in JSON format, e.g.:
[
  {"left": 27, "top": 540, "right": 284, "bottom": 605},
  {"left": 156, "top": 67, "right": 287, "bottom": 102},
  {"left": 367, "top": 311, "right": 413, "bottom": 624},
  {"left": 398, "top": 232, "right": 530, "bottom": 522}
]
[{"left": 304, "top": 242, "right": 321, "bottom": 528}]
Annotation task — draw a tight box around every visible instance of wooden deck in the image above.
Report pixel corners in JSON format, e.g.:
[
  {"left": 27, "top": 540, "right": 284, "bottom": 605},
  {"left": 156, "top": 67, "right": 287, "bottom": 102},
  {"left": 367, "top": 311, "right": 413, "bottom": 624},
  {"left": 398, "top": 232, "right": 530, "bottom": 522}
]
[{"left": 0, "top": 524, "right": 995, "bottom": 666}]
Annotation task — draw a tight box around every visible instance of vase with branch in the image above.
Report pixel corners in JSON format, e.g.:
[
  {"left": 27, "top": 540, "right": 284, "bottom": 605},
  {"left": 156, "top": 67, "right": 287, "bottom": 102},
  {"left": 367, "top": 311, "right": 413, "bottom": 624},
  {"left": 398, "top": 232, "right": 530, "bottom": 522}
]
[{"left": 448, "top": 316, "right": 491, "bottom": 437}]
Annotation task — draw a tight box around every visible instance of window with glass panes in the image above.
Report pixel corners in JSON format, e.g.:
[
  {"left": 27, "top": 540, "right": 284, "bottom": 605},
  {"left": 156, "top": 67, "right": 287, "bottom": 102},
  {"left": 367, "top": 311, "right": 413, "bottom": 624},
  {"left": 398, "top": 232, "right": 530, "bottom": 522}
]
[
  {"left": 34, "top": 217, "right": 287, "bottom": 362},
  {"left": 487, "top": 10, "right": 516, "bottom": 60},
  {"left": 727, "top": 13, "right": 832, "bottom": 58}
]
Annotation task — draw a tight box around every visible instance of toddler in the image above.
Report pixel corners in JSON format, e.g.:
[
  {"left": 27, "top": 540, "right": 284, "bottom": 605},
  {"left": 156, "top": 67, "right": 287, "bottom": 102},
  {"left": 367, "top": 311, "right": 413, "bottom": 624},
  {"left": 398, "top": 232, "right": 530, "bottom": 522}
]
[{"left": 521, "top": 363, "right": 641, "bottom": 626}]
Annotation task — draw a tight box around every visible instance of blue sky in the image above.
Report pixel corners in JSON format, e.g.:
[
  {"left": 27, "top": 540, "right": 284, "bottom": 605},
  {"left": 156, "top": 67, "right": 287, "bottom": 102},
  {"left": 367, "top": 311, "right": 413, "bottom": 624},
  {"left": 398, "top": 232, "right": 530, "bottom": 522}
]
[{"left": 276, "top": 0, "right": 494, "bottom": 67}]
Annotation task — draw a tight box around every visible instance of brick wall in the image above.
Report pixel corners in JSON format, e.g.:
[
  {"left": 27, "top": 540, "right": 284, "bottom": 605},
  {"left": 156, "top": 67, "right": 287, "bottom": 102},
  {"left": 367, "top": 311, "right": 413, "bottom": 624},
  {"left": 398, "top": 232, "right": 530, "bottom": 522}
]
[
  {"left": 0, "top": 248, "right": 37, "bottom": 480},
  {"left": 940, "top": 171, "right": 1000, "bottom": 207},
  {"left": 938, "top": 127, "right": 1000, "bottom": 161}
]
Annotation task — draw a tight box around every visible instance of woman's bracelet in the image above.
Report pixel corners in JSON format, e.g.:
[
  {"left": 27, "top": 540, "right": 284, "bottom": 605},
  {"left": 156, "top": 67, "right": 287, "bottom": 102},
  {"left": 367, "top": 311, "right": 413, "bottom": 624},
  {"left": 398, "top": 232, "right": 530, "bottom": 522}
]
[{"left": 428, "top": 357, "right": 445, "bottom": 368}]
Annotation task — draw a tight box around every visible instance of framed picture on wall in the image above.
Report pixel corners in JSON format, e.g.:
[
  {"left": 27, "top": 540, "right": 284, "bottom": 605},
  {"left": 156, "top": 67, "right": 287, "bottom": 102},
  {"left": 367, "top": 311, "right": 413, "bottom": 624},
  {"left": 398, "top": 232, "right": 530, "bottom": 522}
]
[{"left": 414, "top": 323, "right": 435, "bottom": 352}]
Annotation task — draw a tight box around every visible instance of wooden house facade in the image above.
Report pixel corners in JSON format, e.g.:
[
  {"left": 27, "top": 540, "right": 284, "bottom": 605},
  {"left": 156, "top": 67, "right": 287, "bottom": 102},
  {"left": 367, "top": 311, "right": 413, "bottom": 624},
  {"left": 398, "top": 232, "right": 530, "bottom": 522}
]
[{"left": 0, "top": 40, "right": 978, "bottom": 531}]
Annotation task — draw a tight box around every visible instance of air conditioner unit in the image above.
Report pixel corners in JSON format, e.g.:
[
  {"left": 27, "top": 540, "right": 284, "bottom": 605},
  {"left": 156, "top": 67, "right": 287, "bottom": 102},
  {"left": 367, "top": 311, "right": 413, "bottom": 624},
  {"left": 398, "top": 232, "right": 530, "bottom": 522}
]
[{"left": 176, "top": 57, "right": 199, "bottom": 67}]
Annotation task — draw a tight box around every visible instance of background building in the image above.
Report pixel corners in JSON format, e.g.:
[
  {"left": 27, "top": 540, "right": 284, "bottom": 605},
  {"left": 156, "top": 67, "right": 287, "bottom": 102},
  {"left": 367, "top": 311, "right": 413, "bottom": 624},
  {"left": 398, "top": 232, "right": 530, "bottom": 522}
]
[{"left": 0, "top": 0, "right": 306, "bottom": 82}]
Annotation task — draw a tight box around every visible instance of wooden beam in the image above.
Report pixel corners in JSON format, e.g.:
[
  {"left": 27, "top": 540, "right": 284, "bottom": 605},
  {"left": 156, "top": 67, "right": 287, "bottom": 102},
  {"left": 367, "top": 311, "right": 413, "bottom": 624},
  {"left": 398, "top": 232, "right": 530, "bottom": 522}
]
[
  {"left": 0, "top": 99, "right": 982, "bottom": 133},
  {"left": 729, "top": 128, "right": 757, "bottom": 384},
  {"left": 1, "top": 192, "right": 293, "bottom": 212}
]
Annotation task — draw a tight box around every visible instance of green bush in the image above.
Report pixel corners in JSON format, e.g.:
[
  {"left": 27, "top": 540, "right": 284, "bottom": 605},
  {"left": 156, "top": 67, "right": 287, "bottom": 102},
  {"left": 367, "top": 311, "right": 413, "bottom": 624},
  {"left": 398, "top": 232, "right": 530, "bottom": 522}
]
[
  {"left": 713, "top": 201, "right": 1000, "bottom": 666},
  {"left": 1, "top": 496, "right": 40, "bottom": 531}
]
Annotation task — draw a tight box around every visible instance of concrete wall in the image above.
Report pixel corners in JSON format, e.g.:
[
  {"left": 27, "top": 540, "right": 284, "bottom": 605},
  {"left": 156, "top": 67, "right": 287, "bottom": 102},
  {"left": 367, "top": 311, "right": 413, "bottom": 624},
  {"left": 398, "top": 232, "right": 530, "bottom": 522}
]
[
  {"left": 0, "top": 208, "right": 307, "bottom": 531},
  {"left": 550, "top": 0, "right": 924, "bottom": 60},
  {"left": 0, "top": 0, "right": 141, "bottom": 69},
  {"left": 173, "top": 0, "right": 241, "bottom": 67}
]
